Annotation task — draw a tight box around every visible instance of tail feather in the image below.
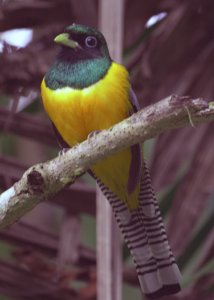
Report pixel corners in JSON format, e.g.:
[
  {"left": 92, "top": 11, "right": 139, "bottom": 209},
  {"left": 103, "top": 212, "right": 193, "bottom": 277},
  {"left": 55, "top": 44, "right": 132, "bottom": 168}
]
[
  {"left": 96, "top": 162, "right": 181, "bottom": 298},
  {"left": 140, "top": 164, "right": 181, "bottom": 293}
]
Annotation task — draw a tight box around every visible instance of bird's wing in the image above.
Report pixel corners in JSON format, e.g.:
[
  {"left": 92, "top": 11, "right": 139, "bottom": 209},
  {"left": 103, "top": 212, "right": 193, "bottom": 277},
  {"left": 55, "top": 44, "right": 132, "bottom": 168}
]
[
  {"left": 96, "top": 163, "right": 181, "bottom": 298},
  {"left": 127, "top": 88, "right": 142, "bottom": 194},
  {"left": 52, "top": 122, "right": 70, "bottom": 149},
  {"left": 129, "top": 88, "right": 141, "bottom": 112}
]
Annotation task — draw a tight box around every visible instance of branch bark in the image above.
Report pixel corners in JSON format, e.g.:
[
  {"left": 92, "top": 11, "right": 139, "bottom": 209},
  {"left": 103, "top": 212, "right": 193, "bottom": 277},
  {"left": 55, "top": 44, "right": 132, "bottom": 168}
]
[{"left": 0, "top": 95, "right": 213, "bottom": 228}]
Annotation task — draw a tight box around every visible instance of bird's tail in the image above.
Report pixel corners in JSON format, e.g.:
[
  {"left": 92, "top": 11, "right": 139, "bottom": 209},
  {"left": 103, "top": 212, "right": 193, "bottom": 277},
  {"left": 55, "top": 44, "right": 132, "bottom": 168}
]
[{"left": 96, "top": 163, "right": 181, "bottom": 299}]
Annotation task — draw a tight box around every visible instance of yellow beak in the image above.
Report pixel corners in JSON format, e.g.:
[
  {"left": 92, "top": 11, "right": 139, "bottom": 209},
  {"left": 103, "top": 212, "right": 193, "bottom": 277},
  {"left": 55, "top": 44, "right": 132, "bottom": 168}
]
[{"left": 54, "top": 33, "right": 80, "bottom": 49}]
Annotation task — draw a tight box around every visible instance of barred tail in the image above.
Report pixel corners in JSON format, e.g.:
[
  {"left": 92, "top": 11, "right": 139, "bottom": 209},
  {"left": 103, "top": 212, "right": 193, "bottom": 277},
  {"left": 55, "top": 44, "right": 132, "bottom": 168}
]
[{"left": 96, "top": 163, "right": 181, "bottom": 299}]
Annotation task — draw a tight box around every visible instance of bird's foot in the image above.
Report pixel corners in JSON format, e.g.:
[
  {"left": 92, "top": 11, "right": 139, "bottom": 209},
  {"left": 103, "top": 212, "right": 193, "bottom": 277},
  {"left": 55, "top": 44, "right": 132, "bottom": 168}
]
[
  {"left": 58, "top": 148, "right": 70, "bottom": 156},
  {"left": 87, "top": 130, "right": 101, "bottom": 140}
]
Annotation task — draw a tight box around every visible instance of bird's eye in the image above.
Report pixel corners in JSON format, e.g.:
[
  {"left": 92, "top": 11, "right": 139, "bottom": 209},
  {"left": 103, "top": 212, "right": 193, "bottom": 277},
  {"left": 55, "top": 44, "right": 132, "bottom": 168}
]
[{"left": 85, "top": 36, "right": 98, "bottom": 48}]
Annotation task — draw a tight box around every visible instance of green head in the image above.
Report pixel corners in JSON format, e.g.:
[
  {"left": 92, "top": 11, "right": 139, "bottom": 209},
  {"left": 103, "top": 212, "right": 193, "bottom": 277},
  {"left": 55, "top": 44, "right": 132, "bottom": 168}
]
[{"left": 45, "top": 24, "right": 112, "bottom": 89}]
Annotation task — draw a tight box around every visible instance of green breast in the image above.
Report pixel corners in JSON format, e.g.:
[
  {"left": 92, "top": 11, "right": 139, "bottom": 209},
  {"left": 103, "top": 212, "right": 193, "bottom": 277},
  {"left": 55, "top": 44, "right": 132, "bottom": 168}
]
[{"left": 45, "top": 57, "right": 111, "bottom": 90}]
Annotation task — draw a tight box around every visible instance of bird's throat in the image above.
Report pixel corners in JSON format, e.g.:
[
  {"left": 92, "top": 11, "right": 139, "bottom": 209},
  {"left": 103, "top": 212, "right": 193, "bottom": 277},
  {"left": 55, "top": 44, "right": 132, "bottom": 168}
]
[{"left": 45, "top": 57, "right": 111, "bottom": 90}]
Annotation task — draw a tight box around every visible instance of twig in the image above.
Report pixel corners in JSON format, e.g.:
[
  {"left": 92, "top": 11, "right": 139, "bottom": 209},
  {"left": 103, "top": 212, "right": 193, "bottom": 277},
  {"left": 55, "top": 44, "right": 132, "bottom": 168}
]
[
  {"left": 0, "top": 95, "right": 213, "bottom": 229},
  {"left": 184, "top": 105, "right": 195, "bottom": 128}
]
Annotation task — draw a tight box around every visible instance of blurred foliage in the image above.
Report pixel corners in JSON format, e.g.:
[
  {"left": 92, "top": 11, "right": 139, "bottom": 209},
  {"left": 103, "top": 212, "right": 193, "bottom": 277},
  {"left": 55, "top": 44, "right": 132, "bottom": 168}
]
[{"left": 0, "top": 0, "right": 214, "bottom": 300}]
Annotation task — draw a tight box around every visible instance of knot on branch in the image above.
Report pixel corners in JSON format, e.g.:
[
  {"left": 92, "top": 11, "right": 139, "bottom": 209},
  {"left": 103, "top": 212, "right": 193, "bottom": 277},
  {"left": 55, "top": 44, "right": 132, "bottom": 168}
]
[
  {"left": 27, "top": 169, "right": 44, "bottom": 195},
  {"left": 170, "top": 94, "right": 209, "bottom": 112}
]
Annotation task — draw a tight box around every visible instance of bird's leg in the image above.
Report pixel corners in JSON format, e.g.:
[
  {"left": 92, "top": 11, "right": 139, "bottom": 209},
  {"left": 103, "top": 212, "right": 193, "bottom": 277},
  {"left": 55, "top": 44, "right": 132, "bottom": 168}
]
[
  {"left": 58, "top": 147, "right": 70, "bottom": 156},
  {"left": 59, "top": 130, "right": 101, "bottom": 155},
  {"left": 87, "top": 130, "right": 101, "bottom": 140}
]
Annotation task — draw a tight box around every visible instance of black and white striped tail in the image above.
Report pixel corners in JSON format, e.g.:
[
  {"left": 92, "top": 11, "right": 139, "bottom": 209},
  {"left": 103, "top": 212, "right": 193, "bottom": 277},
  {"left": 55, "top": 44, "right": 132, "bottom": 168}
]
[{"left": 96, "top": 163, "right": 181, "bottom": 299}]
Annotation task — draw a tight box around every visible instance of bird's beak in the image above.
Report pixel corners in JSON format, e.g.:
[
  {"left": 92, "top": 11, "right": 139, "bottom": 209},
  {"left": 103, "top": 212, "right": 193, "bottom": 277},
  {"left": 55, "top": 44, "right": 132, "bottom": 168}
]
[{"left": 54, "top": 33, "right": 80, "bottom": 49}]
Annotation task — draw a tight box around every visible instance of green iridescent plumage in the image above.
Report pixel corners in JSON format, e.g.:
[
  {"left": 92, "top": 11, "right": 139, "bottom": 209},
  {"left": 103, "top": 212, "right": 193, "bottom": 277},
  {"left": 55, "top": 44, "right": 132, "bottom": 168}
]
[
  {"left": 45, "top": 24, "right": 112, "bottom": 90},
  {"left": 45, "top": 57, "right": 111, "bottom": 90}
]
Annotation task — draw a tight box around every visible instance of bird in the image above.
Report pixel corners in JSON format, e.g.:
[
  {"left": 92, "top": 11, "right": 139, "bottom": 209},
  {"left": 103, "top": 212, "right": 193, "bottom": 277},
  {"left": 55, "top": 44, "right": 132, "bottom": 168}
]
[{"left": 41, "top": 24, "right": 181, "bottom": 299}]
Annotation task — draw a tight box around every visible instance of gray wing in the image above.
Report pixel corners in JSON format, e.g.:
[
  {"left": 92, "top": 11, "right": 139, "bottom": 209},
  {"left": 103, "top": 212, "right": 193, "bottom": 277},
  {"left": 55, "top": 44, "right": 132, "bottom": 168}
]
[
  {"left": 52, "top": 122, "right": 69, "bottom": 149},
  {"left": 127, "top": 88, "right": 142, "bottom": 194}
]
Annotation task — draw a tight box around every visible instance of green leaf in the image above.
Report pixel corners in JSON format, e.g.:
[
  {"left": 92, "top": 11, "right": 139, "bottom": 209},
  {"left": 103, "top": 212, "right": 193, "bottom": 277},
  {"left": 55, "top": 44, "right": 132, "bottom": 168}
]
[
  {"left": 182, "top": 259, "right": 214, "bottom": 287},
  {"left": 158, "top": 160, "right": 189, "bottom": 217},
  {"left": 178, "top": 193, "right": 214, "bottom": 270}
]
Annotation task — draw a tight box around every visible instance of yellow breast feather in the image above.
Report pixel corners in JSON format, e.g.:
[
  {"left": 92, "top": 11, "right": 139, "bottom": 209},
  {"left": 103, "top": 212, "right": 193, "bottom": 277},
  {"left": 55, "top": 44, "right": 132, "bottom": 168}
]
[{"left": 41, "top": 62, "right": 139, "bottom": 208}]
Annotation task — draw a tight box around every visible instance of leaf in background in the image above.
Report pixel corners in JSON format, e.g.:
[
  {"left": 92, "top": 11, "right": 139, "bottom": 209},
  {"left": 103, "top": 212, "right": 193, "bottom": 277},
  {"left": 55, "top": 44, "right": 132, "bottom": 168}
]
[
  {"left": 178, "top": 192, "right": 214, "bottom": 271},
  {"left": 182, "top": 258, "right": 214, "bottom": 288},
  {"left": 158, "top": 160, "right": 189, "bottom": 218}
]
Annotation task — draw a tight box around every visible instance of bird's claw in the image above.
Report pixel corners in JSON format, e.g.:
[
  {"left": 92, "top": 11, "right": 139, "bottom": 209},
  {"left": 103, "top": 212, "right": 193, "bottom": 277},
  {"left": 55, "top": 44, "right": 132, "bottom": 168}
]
[
  {"left": 58, "top": 148, "right": 70, "bottom": 156},
  {"left": 87, "top": 130, "right": 101, "bottom": 140}
]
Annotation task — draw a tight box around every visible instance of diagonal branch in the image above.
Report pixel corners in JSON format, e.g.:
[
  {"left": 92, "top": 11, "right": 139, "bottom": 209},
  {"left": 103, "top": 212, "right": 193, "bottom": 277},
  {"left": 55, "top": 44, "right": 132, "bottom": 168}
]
[{"left": 0, "top": 95, "right": 214, "bottom": 229}]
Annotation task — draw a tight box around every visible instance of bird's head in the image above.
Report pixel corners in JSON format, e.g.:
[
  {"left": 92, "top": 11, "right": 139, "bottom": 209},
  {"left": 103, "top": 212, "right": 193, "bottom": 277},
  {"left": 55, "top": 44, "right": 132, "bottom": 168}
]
[
  {"left": 54, "top": 24, "right": 111, "bottom": 62},
  {"left": 44, "top": 24, "right": 112, "bottom": 89}
]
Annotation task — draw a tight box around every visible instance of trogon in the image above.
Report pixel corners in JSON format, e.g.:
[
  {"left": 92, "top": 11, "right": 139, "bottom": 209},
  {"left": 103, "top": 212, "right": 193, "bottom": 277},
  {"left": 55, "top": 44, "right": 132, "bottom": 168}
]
[{"left": 41, "top": 24, "right": 181, "bottom": 299}]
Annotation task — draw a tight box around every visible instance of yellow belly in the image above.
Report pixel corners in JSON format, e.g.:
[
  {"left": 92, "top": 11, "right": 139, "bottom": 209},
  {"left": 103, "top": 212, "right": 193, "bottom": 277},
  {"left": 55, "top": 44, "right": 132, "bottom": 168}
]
[{"left": 41, "top": 62, "right": 139, "bottom": 207}]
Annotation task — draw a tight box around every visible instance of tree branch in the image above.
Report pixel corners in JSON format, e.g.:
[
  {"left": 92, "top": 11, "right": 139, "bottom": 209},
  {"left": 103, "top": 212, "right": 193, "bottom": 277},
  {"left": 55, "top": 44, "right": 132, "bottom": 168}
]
[{"left": 0, "top": 95, "right": 214, "bottom": 228}]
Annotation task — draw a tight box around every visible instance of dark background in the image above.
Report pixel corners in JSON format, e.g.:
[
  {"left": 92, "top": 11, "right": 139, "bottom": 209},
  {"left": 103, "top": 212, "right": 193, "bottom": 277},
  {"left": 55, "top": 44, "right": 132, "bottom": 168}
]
[{"left": 0, "top": 0, "right": 214, "bottom": 299}]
